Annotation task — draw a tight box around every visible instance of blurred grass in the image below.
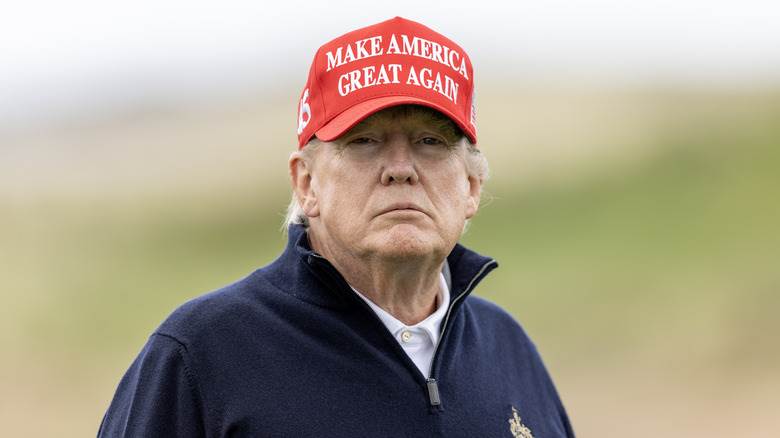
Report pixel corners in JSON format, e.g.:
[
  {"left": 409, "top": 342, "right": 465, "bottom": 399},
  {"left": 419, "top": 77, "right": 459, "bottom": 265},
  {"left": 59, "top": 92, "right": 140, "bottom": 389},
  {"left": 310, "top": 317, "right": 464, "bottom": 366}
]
[
  {"left": 1, "top": 87, "right": 779, "bottom": 437},
  {"left": 465, "top": 121, "right": 780, "bottom": 369}
]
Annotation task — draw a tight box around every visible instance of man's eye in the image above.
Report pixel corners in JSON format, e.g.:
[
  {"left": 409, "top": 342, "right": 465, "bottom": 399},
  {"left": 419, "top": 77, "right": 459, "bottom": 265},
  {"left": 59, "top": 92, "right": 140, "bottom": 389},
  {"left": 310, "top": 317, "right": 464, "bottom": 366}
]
[
  {"left": 420, "top": 136, "right": 445, "bottom": 146},
  {"left": 349, "top": 137, "right": 376, "bottom": 145}
]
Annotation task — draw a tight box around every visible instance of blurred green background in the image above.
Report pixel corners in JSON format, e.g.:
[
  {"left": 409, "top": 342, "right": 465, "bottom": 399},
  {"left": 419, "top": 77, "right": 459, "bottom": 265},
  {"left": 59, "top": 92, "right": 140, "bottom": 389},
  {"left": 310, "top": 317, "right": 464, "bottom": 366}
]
[
  {"left": 2, "top": 3, "right": 780, "bottom": 437},
  {"left": 2, "top": 86, "right": 778, "bottom": 437}
]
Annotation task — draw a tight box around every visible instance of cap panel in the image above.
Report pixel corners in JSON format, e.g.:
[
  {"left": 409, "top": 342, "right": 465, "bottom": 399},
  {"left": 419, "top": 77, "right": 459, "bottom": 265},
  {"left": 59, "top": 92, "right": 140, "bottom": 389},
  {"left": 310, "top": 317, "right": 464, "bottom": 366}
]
[{"left": 296, "top": 62, "right": 316, "bottom": 145}]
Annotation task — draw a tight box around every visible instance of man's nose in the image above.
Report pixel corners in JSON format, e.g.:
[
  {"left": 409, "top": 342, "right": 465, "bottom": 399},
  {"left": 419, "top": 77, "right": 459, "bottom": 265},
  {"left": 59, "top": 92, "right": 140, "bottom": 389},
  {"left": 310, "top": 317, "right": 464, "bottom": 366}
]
[{"left": 380, "top": 138, "right": 420, "bottom": 185}]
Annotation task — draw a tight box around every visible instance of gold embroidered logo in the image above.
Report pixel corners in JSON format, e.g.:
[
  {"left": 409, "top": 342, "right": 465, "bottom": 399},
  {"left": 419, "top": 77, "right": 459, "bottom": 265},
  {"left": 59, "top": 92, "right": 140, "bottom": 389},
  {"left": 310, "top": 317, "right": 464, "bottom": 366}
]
[{"left": 508, "top": 406, "right": 534, "bottom": 438}]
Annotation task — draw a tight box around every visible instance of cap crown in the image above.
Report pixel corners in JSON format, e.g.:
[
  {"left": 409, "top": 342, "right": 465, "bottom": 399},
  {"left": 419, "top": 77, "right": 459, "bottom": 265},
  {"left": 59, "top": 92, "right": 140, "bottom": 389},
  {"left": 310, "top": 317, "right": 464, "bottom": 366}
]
[{"left": 296, "top": 17, "right": 477, "bottom": 148}]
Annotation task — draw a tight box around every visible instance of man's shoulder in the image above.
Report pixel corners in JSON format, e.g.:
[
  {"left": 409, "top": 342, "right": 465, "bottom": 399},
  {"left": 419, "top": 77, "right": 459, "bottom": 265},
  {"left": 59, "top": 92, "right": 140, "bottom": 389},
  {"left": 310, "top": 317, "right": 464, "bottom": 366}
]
[
  {"left": 465, "top": 294, "right": 520, "bottom": 324},
  {"left": 153, "top": 269, "right": 276, "bottom": 345},
  {"left": 464, "top": 294, "right": 534, "bottom": 342}
]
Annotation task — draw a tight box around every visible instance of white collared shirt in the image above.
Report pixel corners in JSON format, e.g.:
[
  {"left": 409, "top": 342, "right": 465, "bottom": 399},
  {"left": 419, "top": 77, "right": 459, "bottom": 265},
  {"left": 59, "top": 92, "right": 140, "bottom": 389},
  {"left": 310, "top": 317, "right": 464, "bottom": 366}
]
[{"left": 350, "top": 273, "right": 450, "bottom": 378}]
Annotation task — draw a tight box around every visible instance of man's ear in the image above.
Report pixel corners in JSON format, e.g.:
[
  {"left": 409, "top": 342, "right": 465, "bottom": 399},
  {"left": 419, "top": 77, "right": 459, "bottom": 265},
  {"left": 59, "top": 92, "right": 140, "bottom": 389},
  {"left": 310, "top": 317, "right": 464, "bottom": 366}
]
[
  {"left": 465, "top": 174, "right": 481, "bottom": 219},
  {"left": 289, "top": 151, "right": 320, "bottom": 218}
]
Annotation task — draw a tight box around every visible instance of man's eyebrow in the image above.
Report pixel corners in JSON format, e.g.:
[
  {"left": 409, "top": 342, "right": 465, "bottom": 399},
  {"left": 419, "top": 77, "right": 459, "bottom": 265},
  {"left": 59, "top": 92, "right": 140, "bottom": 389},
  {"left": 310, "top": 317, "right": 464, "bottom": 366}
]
[
  {"left": 348, "top": 123, "right": 377, "bottom": 133},
  {"left": 342, "top": 116, "right": 382, "bottom": 134},
  {"left": 337, "top": 126, "right": 377, "bottom": 144}
]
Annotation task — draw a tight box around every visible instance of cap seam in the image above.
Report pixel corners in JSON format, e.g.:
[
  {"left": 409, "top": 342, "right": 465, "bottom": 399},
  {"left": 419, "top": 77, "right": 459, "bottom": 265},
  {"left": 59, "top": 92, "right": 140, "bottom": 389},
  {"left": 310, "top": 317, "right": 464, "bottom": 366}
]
[{"left": 314, "top": 48, "right": 327, "bottom": 141}]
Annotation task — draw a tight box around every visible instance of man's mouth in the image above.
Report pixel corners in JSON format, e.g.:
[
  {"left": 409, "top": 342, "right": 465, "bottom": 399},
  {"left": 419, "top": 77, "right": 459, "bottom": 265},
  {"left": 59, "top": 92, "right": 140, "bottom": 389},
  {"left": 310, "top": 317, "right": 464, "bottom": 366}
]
[{"left": 377, "top": 203, "right": 427, "bottom": 217}]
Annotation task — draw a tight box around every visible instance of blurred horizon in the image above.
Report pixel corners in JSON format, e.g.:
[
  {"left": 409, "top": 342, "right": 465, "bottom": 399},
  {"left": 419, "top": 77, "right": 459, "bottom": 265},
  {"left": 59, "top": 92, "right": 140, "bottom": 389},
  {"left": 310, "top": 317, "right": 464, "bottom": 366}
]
[{"left": 3, "top": 0, "right": 780, "bottom": 130}]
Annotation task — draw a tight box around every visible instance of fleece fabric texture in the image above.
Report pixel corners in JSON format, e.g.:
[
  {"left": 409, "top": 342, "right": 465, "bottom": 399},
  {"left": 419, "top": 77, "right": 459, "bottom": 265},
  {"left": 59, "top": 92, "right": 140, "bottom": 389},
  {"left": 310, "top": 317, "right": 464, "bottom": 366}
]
[{"left": 98, "top": 224, "right": 575, "bottom": 437}]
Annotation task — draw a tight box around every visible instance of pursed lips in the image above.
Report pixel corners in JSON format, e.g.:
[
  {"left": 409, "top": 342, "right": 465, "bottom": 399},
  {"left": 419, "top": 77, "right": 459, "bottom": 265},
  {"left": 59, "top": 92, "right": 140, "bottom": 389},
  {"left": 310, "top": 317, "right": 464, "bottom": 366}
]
[{"left": 376, "top": 202, "right": 428, "bottom": 218}]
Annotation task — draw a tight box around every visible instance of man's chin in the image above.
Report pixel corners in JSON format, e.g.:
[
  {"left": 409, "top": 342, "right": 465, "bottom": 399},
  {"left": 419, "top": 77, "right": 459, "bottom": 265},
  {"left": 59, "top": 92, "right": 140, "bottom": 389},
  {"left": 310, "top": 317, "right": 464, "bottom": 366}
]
[{"left": 371, "top": 224, "right": 440, "bottom": 260}]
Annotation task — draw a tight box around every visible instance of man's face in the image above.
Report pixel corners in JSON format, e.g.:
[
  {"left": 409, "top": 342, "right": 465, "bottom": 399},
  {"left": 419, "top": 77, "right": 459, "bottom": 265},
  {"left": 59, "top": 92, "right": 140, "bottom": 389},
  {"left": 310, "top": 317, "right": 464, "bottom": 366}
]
[{"left": 291, "top": 106, "right": 481, "bottom": 263}]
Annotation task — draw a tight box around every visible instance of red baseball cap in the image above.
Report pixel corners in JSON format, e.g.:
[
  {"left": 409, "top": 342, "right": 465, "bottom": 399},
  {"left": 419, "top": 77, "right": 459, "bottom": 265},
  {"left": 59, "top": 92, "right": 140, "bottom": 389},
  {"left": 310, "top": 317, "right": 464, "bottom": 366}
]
[{"left": 296, "top": 17, "right": 477, "bottom": 148}]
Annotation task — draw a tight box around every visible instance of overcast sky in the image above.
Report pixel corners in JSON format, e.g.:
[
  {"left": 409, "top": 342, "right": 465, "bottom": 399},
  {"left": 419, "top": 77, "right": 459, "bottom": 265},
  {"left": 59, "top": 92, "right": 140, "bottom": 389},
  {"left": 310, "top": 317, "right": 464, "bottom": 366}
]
[{"left": 2, "top": 0, "right": 779, "bottom": 127}]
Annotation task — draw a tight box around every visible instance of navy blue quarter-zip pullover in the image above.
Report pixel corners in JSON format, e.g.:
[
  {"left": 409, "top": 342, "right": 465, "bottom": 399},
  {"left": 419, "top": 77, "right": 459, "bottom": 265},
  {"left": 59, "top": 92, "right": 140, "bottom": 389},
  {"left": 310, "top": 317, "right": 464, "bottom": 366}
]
[{"left": 99, "top": 224, "right": 575, "bottom": 437}]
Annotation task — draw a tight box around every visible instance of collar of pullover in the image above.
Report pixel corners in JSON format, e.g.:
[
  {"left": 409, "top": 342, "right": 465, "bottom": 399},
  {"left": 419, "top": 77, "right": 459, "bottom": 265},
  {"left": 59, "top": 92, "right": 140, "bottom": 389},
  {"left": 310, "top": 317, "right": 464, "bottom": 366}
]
[{"left": 259, "top": 223, "right": 498, "bottom": 311}]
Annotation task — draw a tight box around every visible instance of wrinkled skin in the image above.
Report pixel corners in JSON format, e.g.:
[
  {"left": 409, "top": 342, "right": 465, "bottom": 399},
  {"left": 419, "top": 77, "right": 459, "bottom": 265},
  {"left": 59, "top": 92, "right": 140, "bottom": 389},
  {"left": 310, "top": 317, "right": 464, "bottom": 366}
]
[{"left": 289, "top": 106, "right": 481, "bottom": 324}]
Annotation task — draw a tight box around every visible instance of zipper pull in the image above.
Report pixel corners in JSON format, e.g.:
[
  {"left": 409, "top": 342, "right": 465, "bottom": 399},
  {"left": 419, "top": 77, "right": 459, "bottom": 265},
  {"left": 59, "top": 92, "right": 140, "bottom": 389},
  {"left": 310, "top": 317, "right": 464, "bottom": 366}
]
[{"left": 426, "top": 378, "right": 441, "bottom": 406}]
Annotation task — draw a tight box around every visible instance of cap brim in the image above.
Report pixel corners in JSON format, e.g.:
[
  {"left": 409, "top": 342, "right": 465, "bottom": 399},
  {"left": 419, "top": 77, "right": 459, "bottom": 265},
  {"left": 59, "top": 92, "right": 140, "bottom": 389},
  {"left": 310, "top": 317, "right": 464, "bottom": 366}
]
[{"left": 314, "top": 95, "right": 476, "bottom": 144}]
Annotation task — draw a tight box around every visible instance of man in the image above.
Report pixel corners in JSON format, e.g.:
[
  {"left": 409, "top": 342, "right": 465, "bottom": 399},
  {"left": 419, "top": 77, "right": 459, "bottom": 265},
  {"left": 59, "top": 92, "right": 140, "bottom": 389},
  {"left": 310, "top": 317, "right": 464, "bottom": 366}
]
[{"left": 99, "top": 17, "right": 574, "bottom": 437}]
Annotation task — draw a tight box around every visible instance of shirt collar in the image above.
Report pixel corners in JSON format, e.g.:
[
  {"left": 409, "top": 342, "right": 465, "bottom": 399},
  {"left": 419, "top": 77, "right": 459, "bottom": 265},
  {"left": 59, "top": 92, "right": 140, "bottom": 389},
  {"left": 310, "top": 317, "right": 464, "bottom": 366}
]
[{"left": 350, "top": 272, "right": 451, "bottom": 346}]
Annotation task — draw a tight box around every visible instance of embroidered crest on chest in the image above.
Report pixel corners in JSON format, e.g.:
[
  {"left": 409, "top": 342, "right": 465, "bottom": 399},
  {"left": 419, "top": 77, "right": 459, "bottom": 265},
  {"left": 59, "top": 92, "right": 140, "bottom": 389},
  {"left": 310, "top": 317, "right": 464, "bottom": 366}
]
[{"left": 508, "top": 406, "right": 534, "bottom": 438}]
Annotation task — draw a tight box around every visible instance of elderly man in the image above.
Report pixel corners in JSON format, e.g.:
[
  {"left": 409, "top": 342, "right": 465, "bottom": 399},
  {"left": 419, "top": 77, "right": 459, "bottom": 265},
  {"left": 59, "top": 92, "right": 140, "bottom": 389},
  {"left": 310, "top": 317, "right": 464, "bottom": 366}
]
[{"left": 99, "top": 17, "right": 574, "bottom": 437}]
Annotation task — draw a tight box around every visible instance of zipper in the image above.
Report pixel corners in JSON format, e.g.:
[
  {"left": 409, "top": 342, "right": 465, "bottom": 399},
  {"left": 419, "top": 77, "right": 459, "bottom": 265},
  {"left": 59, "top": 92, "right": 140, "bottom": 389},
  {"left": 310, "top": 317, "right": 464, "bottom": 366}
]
[
  {"left": 425, "top": 259, "right": 497, "bottom": 406},
  {"left": 308, "top": 252, "right": 497, "bottom": 409}
]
